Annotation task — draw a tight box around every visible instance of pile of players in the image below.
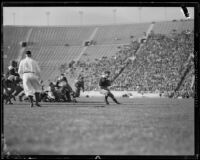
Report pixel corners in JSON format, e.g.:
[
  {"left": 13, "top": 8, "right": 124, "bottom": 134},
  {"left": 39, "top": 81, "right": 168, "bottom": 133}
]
[
  {"left": 40, "top": 74, "right": 84, "bottom": 103},
  {"left": 2, "top": 60, "right": 85, "bottom": 104}
]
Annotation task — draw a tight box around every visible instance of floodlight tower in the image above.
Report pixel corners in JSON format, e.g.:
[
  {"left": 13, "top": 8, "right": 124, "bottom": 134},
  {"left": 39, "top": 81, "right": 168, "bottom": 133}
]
[
  {"left": 46, "top": 11, "right": 50, "bottom": 26},
  {"left": 12, "top": 12, "right": 16, "bottom": 25},
  {"left": 164, "top": 7, "right": 167, "bottom": 21},
  {"left": 138, "top": 7, "right": 142, "bottom": 23},
  {"left": 113, "top": 9, "right": 117, "bottom": 24},
  {"left": 79, "top": 10, "right": 84, "bottom": 25}
]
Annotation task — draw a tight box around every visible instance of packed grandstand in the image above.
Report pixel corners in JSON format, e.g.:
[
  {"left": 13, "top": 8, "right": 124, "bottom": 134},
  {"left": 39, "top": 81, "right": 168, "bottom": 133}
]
[{"left": 3, "top": 19, "right": 194, "bottom": 101}]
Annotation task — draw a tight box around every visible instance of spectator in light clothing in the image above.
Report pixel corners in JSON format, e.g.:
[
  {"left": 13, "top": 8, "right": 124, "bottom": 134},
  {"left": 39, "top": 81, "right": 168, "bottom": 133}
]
[{"left": 18, "top": 50, "right": 42, "bottom": 107}]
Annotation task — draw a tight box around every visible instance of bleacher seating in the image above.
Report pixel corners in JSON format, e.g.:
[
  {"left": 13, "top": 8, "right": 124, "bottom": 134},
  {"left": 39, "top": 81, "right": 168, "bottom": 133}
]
[
  {"left": 93, "top": 23, "right": 150, "bottom": 45},
  {"left": 3, "top": 26, "right": 30, "bottom": 71},
  {"left": 24, "top": 46, "right": 83, "bottom": 66},
  {"left": 80, "top": 45, "right": 120, "bottom": 61},
  {"left": 3, "top": 20, "right": 194, "bottom": 90},
  {"left": 29, "top": 26, "right": 95, "bottom": 46},
  {"left": 152, "top": 20, "right": 194, "bottom": 35}
]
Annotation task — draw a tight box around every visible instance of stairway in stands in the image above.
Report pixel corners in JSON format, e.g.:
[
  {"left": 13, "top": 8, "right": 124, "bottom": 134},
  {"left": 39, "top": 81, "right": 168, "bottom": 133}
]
[
  {"left": 66, "top": 27, "right": 99, "bottom": 89},
  {"left": 75, "top": 27, "right": 99, "bottom": 62},
  {"left": 134, "top": 23, "right": 154, "bottom": 56}
]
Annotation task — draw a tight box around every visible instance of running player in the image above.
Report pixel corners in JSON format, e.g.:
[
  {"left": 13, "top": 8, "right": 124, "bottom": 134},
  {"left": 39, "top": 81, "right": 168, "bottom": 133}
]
[{"left": 99, "top": 71, "right": 120, "bottom": 105}]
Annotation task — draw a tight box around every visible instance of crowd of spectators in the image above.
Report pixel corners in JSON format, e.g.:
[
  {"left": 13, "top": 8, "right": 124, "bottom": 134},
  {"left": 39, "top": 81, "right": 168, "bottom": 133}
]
[
  {"left": 59, "top": 30, "right": 194, "bottom": 97},
  {"left": 3, "top": 29, "right": 194, "bottom": 104}
]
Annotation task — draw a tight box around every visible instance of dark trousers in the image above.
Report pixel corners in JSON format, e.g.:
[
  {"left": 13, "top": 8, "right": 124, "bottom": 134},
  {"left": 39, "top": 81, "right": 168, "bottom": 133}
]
[
  {"left": 75, "top": 88, "right": 81, "bottom": 97},
  {"left": 29, "top": 92, "right": 40, "bottom": 104},
  {"left": 105, "top": 91, "right": 119, "bottom": 104}
]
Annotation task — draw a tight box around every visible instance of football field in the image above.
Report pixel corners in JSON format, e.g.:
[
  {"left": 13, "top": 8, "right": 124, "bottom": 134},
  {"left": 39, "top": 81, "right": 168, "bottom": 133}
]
[{"left": 3, "top": 97, "right": 194, "bottom": 155}]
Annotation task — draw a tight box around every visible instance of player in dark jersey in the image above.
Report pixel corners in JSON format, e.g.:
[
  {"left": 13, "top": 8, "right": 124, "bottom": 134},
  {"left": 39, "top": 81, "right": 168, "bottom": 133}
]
[
  {"left": 74, "top": 75, "right": 84, "bottom": 98},
  {"left": 99, "top": 71, "right": 120, "bottom": 105},
  {"left": 7, "top": 60, "right": 19, "bottom": 77},
  {"left": 56, "top": 74, "right": 74, "bottom": 102},
  {"left": 5, "top": 60, "right": 22, "bottom": 101},
  {"left": 2, "top": 74, "right": 13, "bottom": 104}
]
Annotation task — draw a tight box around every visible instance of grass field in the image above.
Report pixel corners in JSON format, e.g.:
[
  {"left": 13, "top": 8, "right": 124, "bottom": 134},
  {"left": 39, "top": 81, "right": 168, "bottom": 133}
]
[{"left": 3, "top": 97, "right": 194, "bottom": 155}]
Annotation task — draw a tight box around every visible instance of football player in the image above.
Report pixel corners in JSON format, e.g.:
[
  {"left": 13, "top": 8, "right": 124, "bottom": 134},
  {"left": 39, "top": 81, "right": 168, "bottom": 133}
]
[{"left": 99, "top": 71, "right": 120, "bottom": 105}]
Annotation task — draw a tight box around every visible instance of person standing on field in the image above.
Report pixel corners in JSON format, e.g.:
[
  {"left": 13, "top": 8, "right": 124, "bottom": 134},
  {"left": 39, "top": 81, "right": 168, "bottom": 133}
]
[
  {"left": 99, "top": 71, "right": 120, "bottom": 105},
  {"left": 18, "top": 50, "right": 42, "bottom": 107}
]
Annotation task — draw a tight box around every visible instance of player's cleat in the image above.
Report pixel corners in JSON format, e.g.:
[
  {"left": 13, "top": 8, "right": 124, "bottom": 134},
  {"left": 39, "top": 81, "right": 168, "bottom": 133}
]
[
  {"left": 105, "top": 101, "right": 110, "bottom": 105},
  {"left": 8, "top": 101, "right": 13, "bottom": 105},
  {"left": 73, "top": 99, "right": 77, "bottom": 103},
  {"left": 113, "top": 98, "right": 120, "bottom": 104},
  {"left": 19, "top": 96, "right": 23, "bottom": 102},
  {"left": 35, "top": 103, "right": 41, "bottom": 107}
]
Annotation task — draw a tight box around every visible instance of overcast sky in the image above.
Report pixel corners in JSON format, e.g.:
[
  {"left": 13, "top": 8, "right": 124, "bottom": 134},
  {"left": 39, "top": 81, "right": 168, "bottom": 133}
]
[{"left": 3, "top": 7, "right": 194, "bottom": 26}]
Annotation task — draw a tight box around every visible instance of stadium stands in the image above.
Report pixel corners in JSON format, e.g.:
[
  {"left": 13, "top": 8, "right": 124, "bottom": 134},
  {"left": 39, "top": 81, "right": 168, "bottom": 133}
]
[
  {"left": 29, "top": 26, "right": 96, "bottom": 46},
  {"left": 152, "top": 20, "right": 194, "bottom": 35},
  {"left": 67, "top": 27, "right": 194, "bottom": 94},
  {"left": 3, "top": 26, "right": 30, "bottom": 71},
  {"left": 24, "top": 46, "right": 83, "bottom": 66},
  {"left": 3, "top": 20, "right": 194, "bottom": 96},
  {"left": 80, "top": 44, "right": 120, "bottom": 61},
  {"left": 93, "top": 23, "right": 150, "bottom": 45}
]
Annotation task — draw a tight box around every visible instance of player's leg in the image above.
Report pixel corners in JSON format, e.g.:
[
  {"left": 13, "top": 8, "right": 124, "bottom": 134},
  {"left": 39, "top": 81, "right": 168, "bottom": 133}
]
[
  {"left": 65, "top": 90, "right": 72, "bottom": 102},
  {"left": 14, "top": 85, "right": 23, "bottom": 97},
  {"left": 18, "top": 91, "right": 25, "bottom": 102},
  {"left": 35, "top": 92, "right": 41, "bottom": 107},
  {"left": 31, "top": 77, "right": 42, "bottom": 107},
  {"left": 5, "top": 94, "right": 13, "bottom": 104},
  {"left": 53, "top": 91, "right": 59, "bottom": 102},
  {"left": 28, "top": 95, "right": 34, "bottom": 107},
  {"left": 105, "top": 95, "right": 109, "bottom": 105},
  {"left": 100, "top": 89, "right": 110, "bottom": 104},
  {"left": 66, "top": 84, "right": 74, "bottom": 101},
  {"left": 7, "top": 83, "right": 16, "bottom": 101},
  {"left": 23, "top": 75, "right": 35, "bottom": 107},
  {"left": 108, "top": 91, "right": 120, "bottom": 104},
  {"left": 4, "top": 85, "right": 14, "bottom": 104}
]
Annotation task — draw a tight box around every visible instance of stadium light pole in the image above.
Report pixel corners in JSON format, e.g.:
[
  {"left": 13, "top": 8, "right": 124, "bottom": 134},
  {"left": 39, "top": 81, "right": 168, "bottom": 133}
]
[
  {"left": 164, "top": 7, "right": 167, "bottom": 21},
  {"left": 46, "top": 11, "right": 50, "bottom": 26},
  {"left": 113, "top": 9, "right": 117, "bottom": 24},
  {"left": 12, "top": 12, "right": 16, "bottom": 25},
  {"left": 79, "top": 11, "right": 83, "bottom": 25},
  {"left": 138, "top": 7, "right": 142, "bottom": 23}
]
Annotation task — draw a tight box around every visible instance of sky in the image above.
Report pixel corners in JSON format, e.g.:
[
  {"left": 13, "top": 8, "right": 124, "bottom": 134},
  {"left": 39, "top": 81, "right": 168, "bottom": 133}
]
[{"left": 3, "top": 7, "right": 194, "bottom": 26}]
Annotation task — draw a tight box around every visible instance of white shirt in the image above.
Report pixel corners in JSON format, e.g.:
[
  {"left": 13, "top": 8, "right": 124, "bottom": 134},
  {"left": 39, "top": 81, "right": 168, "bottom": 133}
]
[{"left": 18, "top": 57, "right": 41, "bottom": 78}]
